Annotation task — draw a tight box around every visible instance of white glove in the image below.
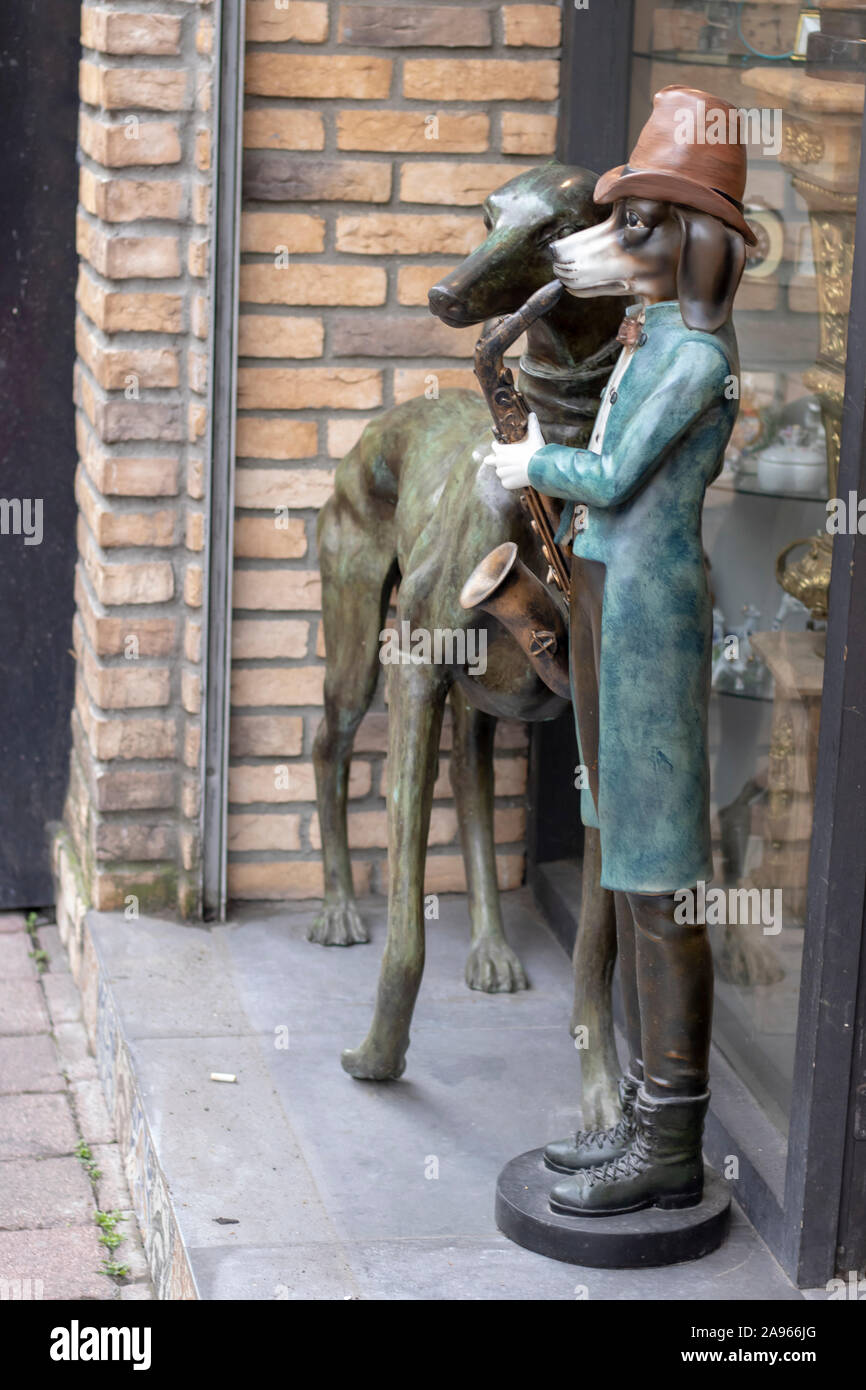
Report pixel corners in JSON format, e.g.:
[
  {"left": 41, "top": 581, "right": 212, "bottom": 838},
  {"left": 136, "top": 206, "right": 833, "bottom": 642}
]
[{"left": 482, "top": 411, "right": 546, "bottom": 491}]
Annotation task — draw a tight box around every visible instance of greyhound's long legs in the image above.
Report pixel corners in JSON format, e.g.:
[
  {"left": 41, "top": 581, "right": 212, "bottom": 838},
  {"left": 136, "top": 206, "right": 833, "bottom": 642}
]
[
  {"left": 310, "top": 496, "right": 397, "bottom": 946},
  {"left": 448, "top": 689, "right": 529, "bottom": 993},
  {"left": 569, "top": 825, "right": 621, "bottom": 1127},
  {"left": 342, "top": 661, "right": 446, "bottom": 1080}
]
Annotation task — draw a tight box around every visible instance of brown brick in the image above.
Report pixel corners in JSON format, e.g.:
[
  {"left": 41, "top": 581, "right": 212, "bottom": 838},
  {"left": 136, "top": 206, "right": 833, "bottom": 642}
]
[
  {"left": 77, "top": 268, "right": 183, "bottom": 333},
  {"left": 78, "top": 518, "right": 174, "bottom": 605},
  {"left": 75, "top": 470, "right": 176, "bottom": 549},
  {"left": 185, "top": 511, "right": 205, "bottom": 552},
  {"left": 79, "top": 168, "right": 183, "bottom": 222},
  {"left": 182, "top": 670, "right": 201, "bottom": 715},
  {"left": 400, "top": 162, "right": 530, "bottom": 206},
  {"left": 246, "top": 0, "right": 329, "bottom": 43},
  {"left": 394, "top": 367, "right": 478, "bottom": 402},
  {"left": 193, "top": 181, "right": 210, "bottom": 224},
  {"left": 94, "top": 823, "right": 175, "bottom": 861},
  {"left": 227, "top": 813, "right": 302, "bottom": 853},
  {"left": 75, "top": 319, "right": 179, "bottom": 390},
  {"left": 195, "top": 127, "right": 211, "bottom": 172},
  {"left": 76, "top": 624, "right": 170, "bottom": 709},
  {"left": 81, "top": 10, "right": 182, "bottom": 57},
  {"left": 397, "top": 265, "right": 456, "bottom": 306},
  {"left": 233, "top": 516, "right": 308, "bottom": 559},
  {"left": 188, "top": 239, "right": 208, "bottom": 278},
  {"left": 185, "top": 565, "right": 203, "bottom": 608},
  {"left": 234, "top": 467, "right": 333, "bottom": 511},
  {"left": 76, "top": 421, "right": 179, "bottom": 497},
  {"left": 238, "top": 316, "right": 323, "bottom": 360},
  {"left": 78, "top": 112, "right": 181, "bottom": 167},
  {"left": 309, "top": 806, "right": 457, "bottom": 851},
  {"left": 75, "top": 570, "right": 176, "bottom": 658},
  {"left": 76, "top": 686, "right": 176, "bottom": 760},
  {"left": 243, "top": 109, "right": 325, "bottom": 151},
  {"left": 196, "top": 18, "right": 214, "bottom": 56},
  {"left": 245, "top": 54, "right": 391, "bottom": 100},
  {"left": 230, "top": 716, "right": 304, "bottom": 758},
  {"left": 228, "top": 760, "right": 369, "bottom": 805},
  {"left": 76, "top": 215, "right": 181, "bottom": 279},
  {"left": 92, "top": 868, "right": 177, "bottom": 912},
  {"left": 339, "top": 4, "right": 491, "bottom": 46},
  {"left": 503, "top": 4, "right": 561, "bottom": 47},
  {"left": 227, "top": 859, "right": 371, "bottom": 901},
  {"left": 336, "top": 213, "right": 483, "bottom": 256},
  {"left": 80, "top": 61, "right": 188, "bottom": 112},
  {"left": 241, "top": 212, "right": 325, "bottom": 254},
  {"left": 337, "top": 108, "right": 488, "bottom": 154},
  {"left": 403, "top": 59, "right": 558, "bottom": 102},
  {"left": 94, "top": 768, "right": 175, "bottom": 812},
  {"left": 235, "top": 418, "right": 318, "bottom": 460},
  {"left": 239, "top": 264, "right": 386, "bottom": 307},
  {"left": 243, "top": 154, "right": 390, "bottom": 203},
  {"left": 332, "top": 314, "right": 476, "bottom": 358},
  {"left": 326, "top": 417, "right": 370, "bottom": 457},
  {"left": 501, "top": 110, "right": 557, "bottom": 155},
  {"left": 231, "top": 621, "right": 309, "bottom": 660},
  {"left": 232, "top": 570, "right": 322, "bottom": 612},
  {"left": 237, "top": 368, "right": 382, "bottom": 411},
  {"left": 231, "top": 667, "right": 324, "bottom": 706},
  {"left": 76, "top": 371, "right": 185, "bottom": 444},
  {"left": 378, "top": 853, "right": 523, "bottom": 894}
]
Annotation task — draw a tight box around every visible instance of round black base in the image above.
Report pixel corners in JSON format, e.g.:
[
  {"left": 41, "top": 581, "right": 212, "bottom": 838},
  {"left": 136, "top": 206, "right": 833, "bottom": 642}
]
[{"left": 496, "top": 1148, "right": 731, "bottom": 1269}]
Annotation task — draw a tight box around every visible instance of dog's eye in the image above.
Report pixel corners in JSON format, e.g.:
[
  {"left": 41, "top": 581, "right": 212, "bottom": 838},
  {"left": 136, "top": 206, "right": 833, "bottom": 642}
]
[{"left": 625, "top": 211, "right": 647, "bottom": 230}]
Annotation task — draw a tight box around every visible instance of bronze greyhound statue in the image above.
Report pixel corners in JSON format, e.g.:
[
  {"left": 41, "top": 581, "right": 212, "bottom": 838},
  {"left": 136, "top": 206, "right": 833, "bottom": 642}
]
[{"left": 312, "top": 164, "right": 623, "bottom": 1106}]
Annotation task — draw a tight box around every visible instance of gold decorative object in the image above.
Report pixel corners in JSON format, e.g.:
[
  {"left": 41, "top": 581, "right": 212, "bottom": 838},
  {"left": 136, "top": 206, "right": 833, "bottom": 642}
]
[{"left": 776, "top": 530, "right": 834, "bottom": 624}]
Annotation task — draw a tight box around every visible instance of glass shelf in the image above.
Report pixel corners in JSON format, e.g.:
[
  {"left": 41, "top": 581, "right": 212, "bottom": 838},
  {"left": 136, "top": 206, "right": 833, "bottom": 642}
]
[
  {"left": 712, "top": 472, "right": 828, "bottom": 505},
  {"left": 632, "top": 49, "right": 802, "bottom": 69}
]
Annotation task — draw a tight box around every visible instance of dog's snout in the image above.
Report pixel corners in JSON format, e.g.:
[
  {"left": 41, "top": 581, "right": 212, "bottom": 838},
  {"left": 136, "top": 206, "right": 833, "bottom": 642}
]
[{"left": 428, "top": 284, "right": 465, "bottom": 321}]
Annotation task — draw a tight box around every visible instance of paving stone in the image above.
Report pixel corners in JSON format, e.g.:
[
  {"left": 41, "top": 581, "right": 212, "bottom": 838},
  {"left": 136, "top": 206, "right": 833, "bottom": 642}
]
[
  {"left": 0, "top": 1156, "right": 94, "bottom": 1229},
  {"left": 0, "top": 934, "right": 38, "bottom": 978},
  {"left": 91, "top": 1144, "right": 133, "bottom": 1212},
  {"left": 43, "top": 974, "right": 83, "bottom": 1026},
  {"left": 53, "top": 1022, "right": 97, "bottom": 1081},
  {"left": 0, "top": 1035, "right": 64, "bottom": 1095},
  {"left": 0, "top": 912, "right": 27, "bottom": 934},
  {"left": 0, "top": 1227, "right": 114, "bottom": 1300},
  {"left": 71, "top": 1078, "right": 114, "bottom": 1145},
  {"left": 0, "top": 980, "right": 50, "bottom": 1036},
  {"left": 0, "top": 1093, "right": 78, "bottom": 1159},
  {"left": 36, "top": 926, "right": 69, "bottom": 972}
]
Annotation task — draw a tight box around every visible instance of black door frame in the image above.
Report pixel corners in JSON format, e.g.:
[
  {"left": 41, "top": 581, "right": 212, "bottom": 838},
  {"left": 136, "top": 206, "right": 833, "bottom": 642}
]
[{"left": 538, "top": 0, "right": 866, "bottom": 1286}]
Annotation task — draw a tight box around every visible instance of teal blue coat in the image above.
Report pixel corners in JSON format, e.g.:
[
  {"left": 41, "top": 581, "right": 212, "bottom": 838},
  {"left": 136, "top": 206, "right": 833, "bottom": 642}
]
[{"left": 528, "top": 300, "right": 740, "bottom": 894}]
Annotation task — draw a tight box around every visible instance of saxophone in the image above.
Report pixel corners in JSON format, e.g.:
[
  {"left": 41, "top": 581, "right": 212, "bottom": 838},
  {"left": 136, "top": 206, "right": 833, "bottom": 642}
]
[{"left": 459, "top": 279, "right": 573, "bottom": 700}]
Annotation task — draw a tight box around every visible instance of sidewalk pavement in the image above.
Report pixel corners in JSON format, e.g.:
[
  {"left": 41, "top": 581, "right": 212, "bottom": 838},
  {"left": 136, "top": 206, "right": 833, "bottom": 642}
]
[{"left": 0, "top": 910, "right": 152, "bottom": 1301}]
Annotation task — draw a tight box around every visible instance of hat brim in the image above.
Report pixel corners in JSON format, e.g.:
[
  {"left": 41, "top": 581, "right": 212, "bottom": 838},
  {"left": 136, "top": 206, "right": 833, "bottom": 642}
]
[{"left": 594, "top": 165, "right": 758, "bottom": 246}]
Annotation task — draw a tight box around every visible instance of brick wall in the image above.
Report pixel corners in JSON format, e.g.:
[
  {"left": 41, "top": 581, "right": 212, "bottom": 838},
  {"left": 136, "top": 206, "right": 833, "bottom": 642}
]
[
  {"left": 66, "top": 1, "right": 216, "bottom": 914},
  {"left": 227, "top": 1, "right": 563, "bottom": 901}
]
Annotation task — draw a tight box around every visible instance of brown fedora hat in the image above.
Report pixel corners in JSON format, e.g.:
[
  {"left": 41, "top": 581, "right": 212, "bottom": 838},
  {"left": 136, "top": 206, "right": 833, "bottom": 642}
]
[{"left": 594, "top": 86, "right": 757, "bottom": 245}]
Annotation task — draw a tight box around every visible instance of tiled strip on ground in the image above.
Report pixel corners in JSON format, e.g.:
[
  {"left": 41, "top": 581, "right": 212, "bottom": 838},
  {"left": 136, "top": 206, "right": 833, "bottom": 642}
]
[
  {"left": 49, "top": 833, "right": 196, "bottom": 1300},
  {"left": 0, "top": 894, "right": 152, "bottom": 1301}
]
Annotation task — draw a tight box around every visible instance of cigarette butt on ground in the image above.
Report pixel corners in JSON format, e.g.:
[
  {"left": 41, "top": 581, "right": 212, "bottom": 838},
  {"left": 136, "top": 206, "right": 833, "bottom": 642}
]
[{"left": 210, "top": 1072, "right": 237, "bottom": 1083}]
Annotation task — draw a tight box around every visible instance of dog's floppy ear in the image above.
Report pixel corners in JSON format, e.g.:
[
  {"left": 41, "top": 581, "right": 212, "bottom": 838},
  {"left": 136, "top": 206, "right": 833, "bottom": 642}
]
[{"left": 673, "top": 208, "right": 746, "bottom": 333}]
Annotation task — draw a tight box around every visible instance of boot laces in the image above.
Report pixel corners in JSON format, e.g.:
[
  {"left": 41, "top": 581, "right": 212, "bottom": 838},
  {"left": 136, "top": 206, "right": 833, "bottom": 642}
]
[
  {"left": 583, "top": 1129, "right": 653, "bottom": 1187},
  {"left": 577, "top": 1116, "right": 634, "bottom": 1150}
]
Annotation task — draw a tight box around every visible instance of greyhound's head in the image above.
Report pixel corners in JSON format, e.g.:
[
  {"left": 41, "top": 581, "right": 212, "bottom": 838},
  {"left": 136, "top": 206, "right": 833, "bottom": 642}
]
[
  {"left": 550, "top": 196, "right": 746, "bottom": 334},
  {"left": 428, "top": 163, "right": 612, "bottom": 327}
]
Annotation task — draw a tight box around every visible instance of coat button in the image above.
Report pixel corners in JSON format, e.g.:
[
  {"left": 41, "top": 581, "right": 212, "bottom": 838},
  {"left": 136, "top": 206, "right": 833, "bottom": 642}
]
[
  {"left": 609, "top": 389, "right": 618, "bottom": 404},
  {"left": 639, "top": 332, "right": 647, "bottom": 346}
]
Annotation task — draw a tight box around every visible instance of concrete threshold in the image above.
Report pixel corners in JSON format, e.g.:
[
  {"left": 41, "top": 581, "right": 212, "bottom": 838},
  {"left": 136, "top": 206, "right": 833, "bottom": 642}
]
[{"left": 76, "top": 889, "right": 803, "bottom": 1300}]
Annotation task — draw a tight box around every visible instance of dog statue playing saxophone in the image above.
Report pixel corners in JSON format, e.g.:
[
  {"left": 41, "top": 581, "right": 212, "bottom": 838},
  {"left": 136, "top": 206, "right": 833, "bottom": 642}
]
[{"left": 312, "top": 163, "right": 626, "bottom": 1113}]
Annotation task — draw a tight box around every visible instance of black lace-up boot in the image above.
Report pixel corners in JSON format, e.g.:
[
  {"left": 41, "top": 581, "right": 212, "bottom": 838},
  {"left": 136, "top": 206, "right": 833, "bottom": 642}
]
[
  {"left": 548, "top": 889, "right": 713, "bottom": 1216},
  {"left": 548, "top": 1089, "right": 709, "bottom": 1215},
  {"left": 543, "top": 1067, "right": 641, "bottom": 1173}
]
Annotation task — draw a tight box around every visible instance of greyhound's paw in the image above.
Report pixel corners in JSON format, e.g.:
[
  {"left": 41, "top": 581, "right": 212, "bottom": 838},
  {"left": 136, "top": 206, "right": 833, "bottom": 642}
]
[
  {"left": 307, "top": 900, "right": 369, "bottom": 947},
  {"left": 465, "top": 939, "right": 529, "bottom": 994},
  {"left": 341, "top": 1040, "right": 407, "bottom": 1081}
]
